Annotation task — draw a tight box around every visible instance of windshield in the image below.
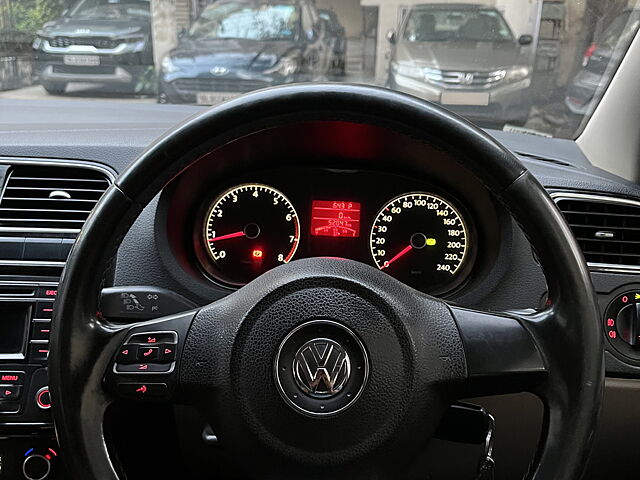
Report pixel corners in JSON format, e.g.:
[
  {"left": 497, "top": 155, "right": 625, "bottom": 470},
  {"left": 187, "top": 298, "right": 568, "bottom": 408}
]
[
  {"left": 69, "top": 0, "right": 150, "bottom": 19},
  {"left": 0, "top": 0, "right": 639, "bottom": 141},
  {"left": 403, "top": 8, "right": 514, "bottom": 43},
  {"left": 189, "top": 3, "right": 299, "bottom": 41},
  {"left": 600, "top": 10, "right": 640, "bottom": 46}
]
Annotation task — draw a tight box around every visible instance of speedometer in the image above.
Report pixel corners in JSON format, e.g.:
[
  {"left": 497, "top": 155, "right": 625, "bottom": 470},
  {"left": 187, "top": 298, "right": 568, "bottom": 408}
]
[{"left": 370, "top": 192, "right": 470, "bottom": 293}]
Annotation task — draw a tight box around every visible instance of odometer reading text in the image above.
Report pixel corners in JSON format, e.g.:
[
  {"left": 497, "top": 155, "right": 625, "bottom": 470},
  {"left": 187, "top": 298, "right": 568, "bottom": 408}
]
[{"left": 310, "top": 200, "right": 361, "bottom": 237}]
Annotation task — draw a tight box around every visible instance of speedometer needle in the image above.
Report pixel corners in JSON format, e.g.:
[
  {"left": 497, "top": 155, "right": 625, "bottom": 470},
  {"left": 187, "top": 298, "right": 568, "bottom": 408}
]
[
  {"left": 208, "top": 231, "right": 245, "bottom": 242},
  {"left": 382, "top": 245, "right": 413, "bottom": 269}
]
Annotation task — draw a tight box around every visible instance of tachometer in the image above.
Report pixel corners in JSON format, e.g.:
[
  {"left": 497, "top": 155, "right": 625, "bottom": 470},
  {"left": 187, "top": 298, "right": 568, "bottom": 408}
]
[
  {"left": 370, "top": 192, "right": 470, "bottom": 293},
  {"left": 203, "top": 184, "right": 300, "bottom": 286}
]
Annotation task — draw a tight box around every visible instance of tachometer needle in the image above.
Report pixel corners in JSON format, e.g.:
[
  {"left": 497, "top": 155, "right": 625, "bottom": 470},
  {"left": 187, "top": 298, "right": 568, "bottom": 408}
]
[
  {"left": 382, "top": 245, "right": 413, "bottom": 269},
  {"left": 208, "top": 231, "right": 245, "bottom": 242}
]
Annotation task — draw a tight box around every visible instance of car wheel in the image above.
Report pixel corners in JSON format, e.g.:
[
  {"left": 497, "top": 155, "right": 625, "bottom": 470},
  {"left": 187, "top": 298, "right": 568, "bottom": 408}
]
[
  {"left": 41, "top": 82, "right": 66, "bottom": 95},
  {"left": 157, "top": 91, "right": 170, "bottom": 104},
  {"left": 336, "top": 57, "right": 346, "bottom": 76}
]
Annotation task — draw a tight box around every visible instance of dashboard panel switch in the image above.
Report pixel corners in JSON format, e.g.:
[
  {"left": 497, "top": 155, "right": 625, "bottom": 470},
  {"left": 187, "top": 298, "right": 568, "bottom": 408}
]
[
  {"left": 136, "top": 346, "right": 160, "bottom": 362},
  {"left": 115, "top": 363, "right": 173, "bottom": 374},
  {"left": 0, "top": 385, "right": 21, "bottom": 400},
  {"left": 100, "top": 287, "right": 196, "bottom": 320},
  {"left": 604, "top": 291, "right": 640, "bottom": 360},
  {"left": 0, "top": 371, "right": 25, "bottom": 385},
  {"left": 160, "top": 344, "right": 176, "bottom": 362},
  {"left": 116, "top": 346, "right": 137, "bottom": 364}
]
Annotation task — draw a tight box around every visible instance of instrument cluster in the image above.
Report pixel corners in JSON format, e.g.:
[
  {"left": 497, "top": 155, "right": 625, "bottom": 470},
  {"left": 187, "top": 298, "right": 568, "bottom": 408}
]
[{"left": 192, "top": 168, "right": 478, "bottom": 295}]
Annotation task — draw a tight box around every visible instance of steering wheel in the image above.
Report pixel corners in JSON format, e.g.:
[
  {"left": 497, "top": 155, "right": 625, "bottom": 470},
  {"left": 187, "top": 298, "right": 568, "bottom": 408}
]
[{"left": 49, "top": 84, "right": 603, "bottom": 480}]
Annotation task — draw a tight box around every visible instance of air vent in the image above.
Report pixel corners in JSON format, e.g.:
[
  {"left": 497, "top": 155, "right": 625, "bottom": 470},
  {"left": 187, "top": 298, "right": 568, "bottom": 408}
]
[
  {"left": 0, "top": 164, "right": 112, "bottom": 232},
  {"left": 554, "top": 193, "right": 640, "bottom": 268}
]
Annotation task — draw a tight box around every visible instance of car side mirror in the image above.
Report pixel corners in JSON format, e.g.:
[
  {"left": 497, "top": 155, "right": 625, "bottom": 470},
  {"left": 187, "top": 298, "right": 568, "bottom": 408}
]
[
  {"left": 518, "top": 34, "right": 533, "bottom": 46},
  {"left": 386, "top": 29, "right": 397, "bottom": 44},
  {"left": 310, "top": 21, "right": 325, "bottom": 41}
]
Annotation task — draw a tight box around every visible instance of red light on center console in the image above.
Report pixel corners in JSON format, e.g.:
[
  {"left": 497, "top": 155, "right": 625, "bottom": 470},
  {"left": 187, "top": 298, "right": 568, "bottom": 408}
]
[{"left": 311, "top": 200, "right": 361, "bottom": 238}]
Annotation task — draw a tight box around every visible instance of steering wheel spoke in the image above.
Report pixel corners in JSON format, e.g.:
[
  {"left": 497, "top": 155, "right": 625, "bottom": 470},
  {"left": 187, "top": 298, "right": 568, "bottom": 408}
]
[
  {"left": 446, "top": 305, "right": 548, "bottom": 398},
  {"left": 102, "top": 310, "right": 197, "bottom": 404}
]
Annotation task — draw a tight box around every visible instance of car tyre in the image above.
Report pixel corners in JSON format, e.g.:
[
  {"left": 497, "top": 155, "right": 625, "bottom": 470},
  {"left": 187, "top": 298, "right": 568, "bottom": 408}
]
[
  {"left": 41, "top": 82, "right": 67, "bottom": 95},
  {"left": 335, "top": 56, "right": 346, "bottom": 76},
  {"left": 157, "top": 91, "right": 170, "bottom": 104}
]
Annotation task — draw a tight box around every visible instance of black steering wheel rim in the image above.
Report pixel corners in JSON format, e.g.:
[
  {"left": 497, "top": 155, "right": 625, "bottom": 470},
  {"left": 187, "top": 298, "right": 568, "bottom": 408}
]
[{"left": 50, "top": 84, "right": 603, "bottom": 480}]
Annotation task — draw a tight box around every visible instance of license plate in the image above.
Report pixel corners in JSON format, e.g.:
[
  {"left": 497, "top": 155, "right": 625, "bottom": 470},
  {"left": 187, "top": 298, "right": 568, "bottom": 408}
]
[
  {"left": 196, "top": 92, "right": 241, "bottom": 105},
  {"left": 440, "top": 92, "right": 490, "bottom": 106},
  {"left": 63, "top": 55, "right": 100, "bottom": 66}
]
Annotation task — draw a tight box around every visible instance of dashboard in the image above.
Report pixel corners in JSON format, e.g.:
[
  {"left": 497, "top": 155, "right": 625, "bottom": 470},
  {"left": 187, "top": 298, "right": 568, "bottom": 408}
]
[
  {"left": 2, "top": 100, "right": 640, "bottom": 479},
  {"left": 191, "top": 170, "right": 477, "bottom": 294},
  {"left": 159, "top": 119, "right": 503, "bottom": 304}
]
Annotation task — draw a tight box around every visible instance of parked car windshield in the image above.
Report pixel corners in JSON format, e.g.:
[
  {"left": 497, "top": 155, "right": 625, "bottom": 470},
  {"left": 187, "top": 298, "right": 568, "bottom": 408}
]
[
  {"left": 403, "top": 8, "right": 514, "bottom": 43},
  {"left": 0, "top": 0, "right": 639, "bottom": 141},
  {"left": 69, "top": 0, "right": 150, "bottom": 19},
  {"left": 189, "top": 3, "right": 299, "bottom": 41}
]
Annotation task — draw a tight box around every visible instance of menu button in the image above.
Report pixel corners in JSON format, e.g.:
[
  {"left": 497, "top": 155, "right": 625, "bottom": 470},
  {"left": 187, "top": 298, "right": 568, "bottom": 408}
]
[{"left": 0, "top": 371, "right": 25, "bottom": 385}]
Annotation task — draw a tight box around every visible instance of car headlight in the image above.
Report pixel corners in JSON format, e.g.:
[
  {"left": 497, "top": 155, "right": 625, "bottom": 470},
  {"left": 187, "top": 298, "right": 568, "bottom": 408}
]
[
  {"left": 264, "top": 53, "right": 301, "bottom": 76},
  {"left": 505, "top": 66, "right": 531, "bottom": 83},
  {"left": 121, "top": 36, "right": 146, "bottom": 53},
  {"left": 391, "top": 62, "right": 424, "bottom": 80},
  {"left": 32, "top": 37, "right": 43, "bottom": 50},
  {"left": 161, "top": 56, "right": 179, "bottom": 73}
]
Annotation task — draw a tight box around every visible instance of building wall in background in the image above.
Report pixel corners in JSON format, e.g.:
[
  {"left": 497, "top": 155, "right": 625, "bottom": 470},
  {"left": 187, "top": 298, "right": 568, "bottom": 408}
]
[
  {"left": 151, "top": 0, "right": 178, "bottom": 71},
  {"left": 496, "top": 0, "right": 541, "bottom": 37}
]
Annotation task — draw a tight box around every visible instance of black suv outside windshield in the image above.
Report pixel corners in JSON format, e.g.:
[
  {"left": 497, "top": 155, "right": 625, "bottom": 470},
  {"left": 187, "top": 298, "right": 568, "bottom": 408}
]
[
  {"left": 403, "top": 8, "right": 514, "bottom": 43},
  {"left": 69, "top": 0, "right": 150, "bottom": 19},
  {"left": 188, "top": 3, "right": 300, "bottom": 42}
]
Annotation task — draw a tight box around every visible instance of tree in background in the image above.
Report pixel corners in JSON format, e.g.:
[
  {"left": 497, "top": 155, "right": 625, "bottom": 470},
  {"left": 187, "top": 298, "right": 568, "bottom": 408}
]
[{"left": 1, "top": 0, "right": 71, "bottom": 34}]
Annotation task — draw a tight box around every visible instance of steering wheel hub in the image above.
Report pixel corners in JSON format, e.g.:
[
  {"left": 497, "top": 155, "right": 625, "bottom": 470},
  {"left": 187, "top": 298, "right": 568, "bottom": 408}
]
[{"left": 275, "top": 319, "right": 369, "bottom": 416}]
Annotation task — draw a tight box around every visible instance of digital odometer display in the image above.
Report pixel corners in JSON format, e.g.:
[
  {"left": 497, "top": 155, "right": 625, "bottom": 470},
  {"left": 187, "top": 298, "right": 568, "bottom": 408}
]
[
  {"left": 310, "top": 200, "right": 361, "bottom": 238},
  {"left": 370, "top": 192, "right": 469, "bottom": 293},
  {"left": 203, "top": 184, "right": 300, "bottom": 286}
]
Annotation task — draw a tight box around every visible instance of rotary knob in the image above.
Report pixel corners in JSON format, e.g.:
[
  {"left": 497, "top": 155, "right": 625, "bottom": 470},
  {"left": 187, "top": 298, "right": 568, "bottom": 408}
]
[
  {"left": 604, "top": 291, "right": 640, "bottom": 360},
  {"left": 35, "top": 387, "right": 51, "bottom": 410},
  {"left": 22, "top": 454, "right": 50, "bottom": 480},
  {"left": 616, "top": 303, "right": 640, "bottom": 346}
]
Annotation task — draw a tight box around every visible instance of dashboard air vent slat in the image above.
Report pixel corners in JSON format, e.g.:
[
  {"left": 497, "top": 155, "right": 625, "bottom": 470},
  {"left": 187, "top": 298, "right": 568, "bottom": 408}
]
[
  {"left": 555, "top": 194, "right": 640, "bottom": 268},
  {"left": 0, "top": 165, "right": 111, "bottom": 232}
]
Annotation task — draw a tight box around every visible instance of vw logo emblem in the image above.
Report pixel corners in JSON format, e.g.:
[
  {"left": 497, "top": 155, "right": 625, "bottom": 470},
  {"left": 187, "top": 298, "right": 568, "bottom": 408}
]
[
  {"left": 274, "top": 320, "right": 369, "bottom": 416},
  {"left": 210, "top": 66, "right": 229, "bottom": 76},
  {"left": 293, "top": 339, "right": 350, "bottom": 397}
]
